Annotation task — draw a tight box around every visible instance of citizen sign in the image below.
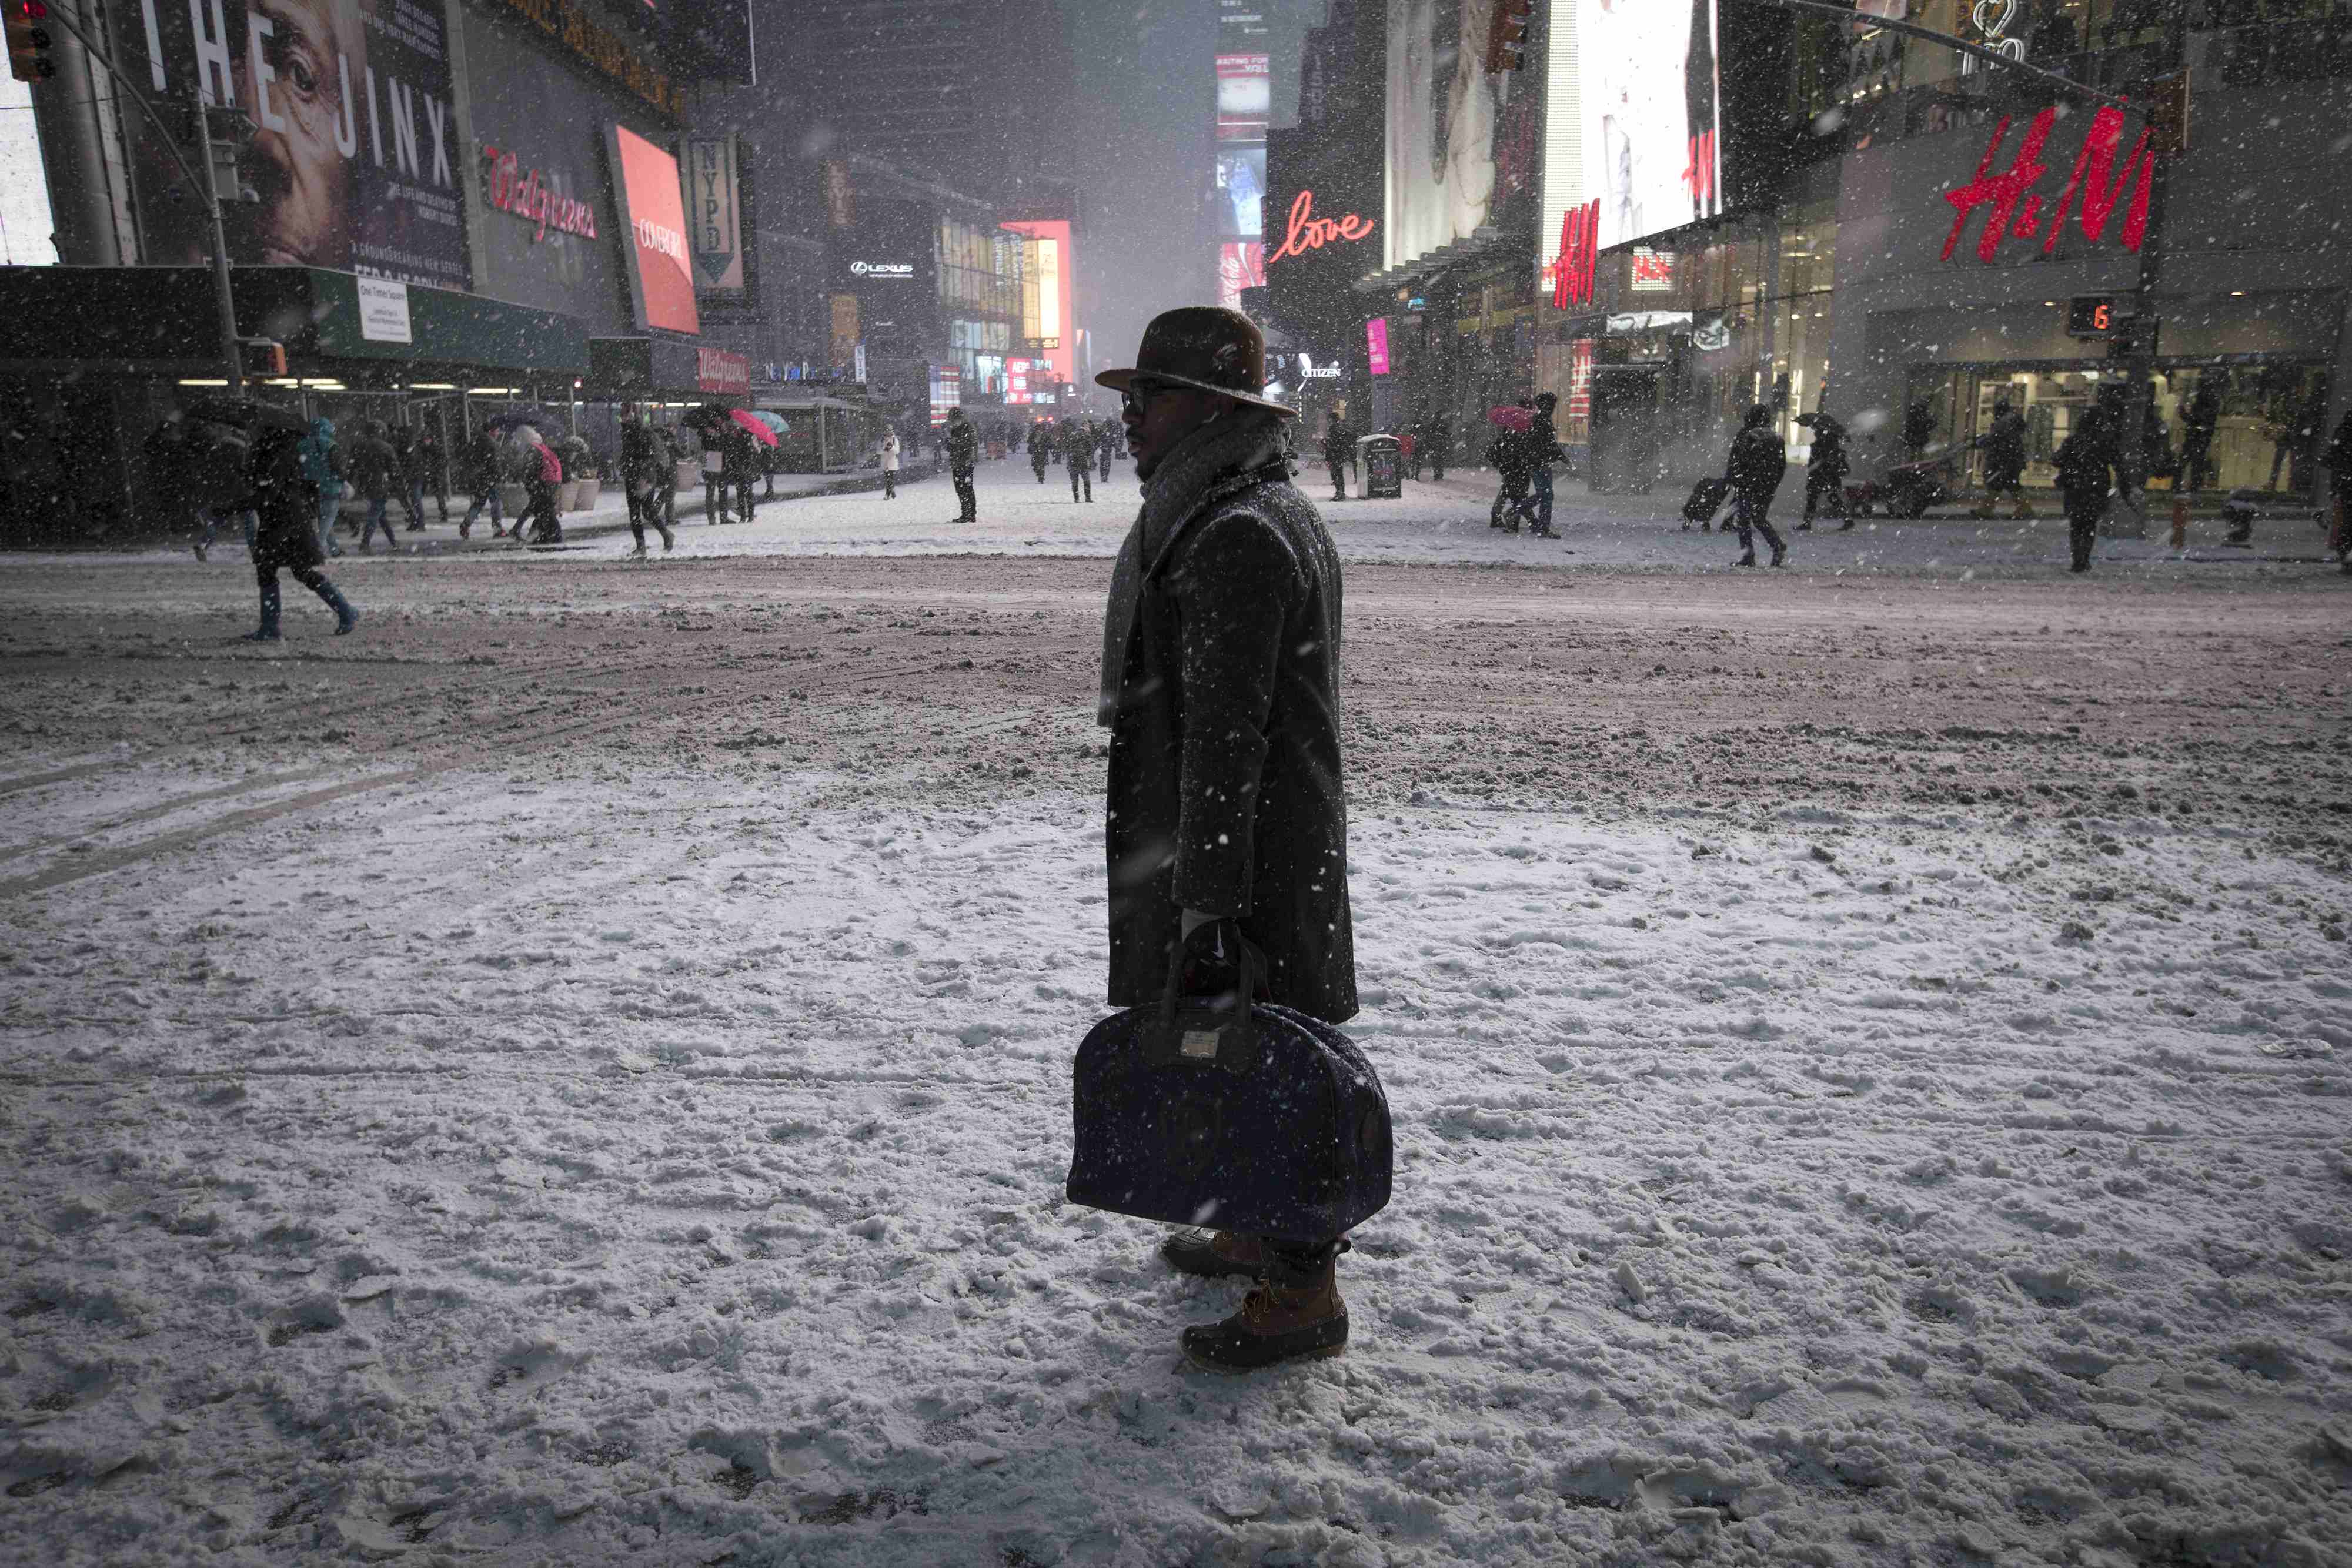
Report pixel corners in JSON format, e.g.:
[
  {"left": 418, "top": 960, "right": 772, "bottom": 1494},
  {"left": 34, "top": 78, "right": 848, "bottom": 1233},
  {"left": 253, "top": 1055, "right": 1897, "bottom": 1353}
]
[{"left": 850, "top": 261, "right": 914, "bottom": 278}]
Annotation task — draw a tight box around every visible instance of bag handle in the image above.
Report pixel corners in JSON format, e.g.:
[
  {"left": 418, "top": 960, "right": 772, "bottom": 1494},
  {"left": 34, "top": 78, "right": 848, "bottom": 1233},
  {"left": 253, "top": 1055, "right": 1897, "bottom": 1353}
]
[{"left": 1160, "top": 918, "right": 1262, "bottom": 1025}]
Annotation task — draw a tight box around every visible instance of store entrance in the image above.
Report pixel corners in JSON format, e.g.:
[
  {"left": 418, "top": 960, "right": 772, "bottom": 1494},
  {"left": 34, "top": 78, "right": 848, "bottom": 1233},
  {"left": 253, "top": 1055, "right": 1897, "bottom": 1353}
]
[{"left": 1905, "top": 360, "right": 2332, "bottom": 497}]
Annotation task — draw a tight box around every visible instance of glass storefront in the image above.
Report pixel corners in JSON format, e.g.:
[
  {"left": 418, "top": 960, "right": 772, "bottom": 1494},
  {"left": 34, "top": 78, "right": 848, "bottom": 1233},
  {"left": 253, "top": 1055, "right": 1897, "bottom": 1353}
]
[{"left": 1903, "top": 359, "right": 2333, "bottom": 495}]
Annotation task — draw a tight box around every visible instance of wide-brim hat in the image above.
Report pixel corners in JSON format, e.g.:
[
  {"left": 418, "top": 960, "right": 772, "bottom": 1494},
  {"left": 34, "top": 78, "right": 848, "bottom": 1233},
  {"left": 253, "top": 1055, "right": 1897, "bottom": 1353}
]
[{"left": 1095, "top": 306, "right": 1297, "bottom": 420}]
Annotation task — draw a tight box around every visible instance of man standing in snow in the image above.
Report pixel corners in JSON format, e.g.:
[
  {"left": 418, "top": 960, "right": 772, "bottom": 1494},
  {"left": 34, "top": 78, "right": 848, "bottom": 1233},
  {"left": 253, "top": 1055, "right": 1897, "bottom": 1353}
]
[
  {"left": 1063, "top": 416, "right": 1095, "bottom": 503},
  {"left": 944, "top": 407, "right": 979, "bottom": 521},
  {"left": 1096, "top": 306, "right": 1358, "bottom": 1372}
]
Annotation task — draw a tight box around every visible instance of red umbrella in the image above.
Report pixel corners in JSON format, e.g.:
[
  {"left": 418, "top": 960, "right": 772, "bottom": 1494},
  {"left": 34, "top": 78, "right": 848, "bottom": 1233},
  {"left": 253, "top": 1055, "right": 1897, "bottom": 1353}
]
[
  {"left": 727, "top": 407, "right": 779, "bottom": 447},
  {"left": 1488, "top": 405, "right": 1534, "bottom": 433}
]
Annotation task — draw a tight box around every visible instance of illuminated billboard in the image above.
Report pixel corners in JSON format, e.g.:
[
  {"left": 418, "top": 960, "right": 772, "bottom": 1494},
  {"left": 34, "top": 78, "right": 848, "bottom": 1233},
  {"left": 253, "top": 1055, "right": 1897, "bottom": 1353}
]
[
  {"left": 607, "top": 125, "right": 699, "bottom": 335},
  {"left": 1003, "top": 219, "right": 1075, "bottom": 390},
  {"left": 1384, "top": 0, "right": 1546, "bottom": 272},
  {"left": 1216, "top": 148, "right": 1268, "bottom": 237},
  {"left": 1218, "top": 240, "right": 1265, "bottom": 311},
  {"left": 1217, "top": 53, "right": 1271, "bottom": 142},
  {"left": 1576, "top": 0, "right": 1722, "bottom": 250}
]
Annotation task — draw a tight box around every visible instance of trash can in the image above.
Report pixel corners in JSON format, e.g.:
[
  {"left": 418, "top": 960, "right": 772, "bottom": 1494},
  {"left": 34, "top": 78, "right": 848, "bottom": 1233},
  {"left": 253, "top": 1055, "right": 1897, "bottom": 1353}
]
[{"left": 1358, "top": 434, "right": 1404, "bottom": 499}]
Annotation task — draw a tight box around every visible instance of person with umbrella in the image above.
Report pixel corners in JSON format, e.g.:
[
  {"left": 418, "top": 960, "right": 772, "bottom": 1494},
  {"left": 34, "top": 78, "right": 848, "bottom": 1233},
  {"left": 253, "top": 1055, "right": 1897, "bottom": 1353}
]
[
  {"left": 516, "top": 425, "right": 565, "bottom": 544},
  {"left": 1795, "top": 410, "right": 1852, "bottom": 531},
  {"left": 459, "top": 423, "right": 507, "bottom": 539},
  {"left": 197, "top": 400, "right": 358, "bottom": 640},
  {"left": 726, "top": 419, "right": 761, "bottom": 527}
]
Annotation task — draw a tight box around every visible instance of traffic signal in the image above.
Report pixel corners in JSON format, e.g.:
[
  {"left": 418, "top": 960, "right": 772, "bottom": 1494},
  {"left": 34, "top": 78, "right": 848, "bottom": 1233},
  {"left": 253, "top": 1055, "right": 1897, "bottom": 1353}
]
[
  {"left": 8, "top": 0, "right": 57, "bottom": 83},
  {"left": 2066, "top": 296, "right": 2116, "bottom": 339}
]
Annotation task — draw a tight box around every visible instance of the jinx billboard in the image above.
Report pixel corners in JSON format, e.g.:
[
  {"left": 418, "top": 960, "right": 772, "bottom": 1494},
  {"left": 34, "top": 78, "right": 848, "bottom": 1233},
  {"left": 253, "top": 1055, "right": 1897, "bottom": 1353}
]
[{"left": 120, "top": 0, "right": 472, "bottom": 292}]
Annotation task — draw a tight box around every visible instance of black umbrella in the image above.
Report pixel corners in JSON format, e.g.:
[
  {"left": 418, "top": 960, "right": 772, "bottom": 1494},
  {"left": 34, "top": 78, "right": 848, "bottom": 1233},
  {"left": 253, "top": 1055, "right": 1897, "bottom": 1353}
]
[
  {"left": 185, "top": 394, "right": 306, "bottom": 433},
  {"left": 482, "top": 410, "right": 548, "bottom": 433},
  {"left": 681, "top": 403, "right": 730, "bottom": 432}
]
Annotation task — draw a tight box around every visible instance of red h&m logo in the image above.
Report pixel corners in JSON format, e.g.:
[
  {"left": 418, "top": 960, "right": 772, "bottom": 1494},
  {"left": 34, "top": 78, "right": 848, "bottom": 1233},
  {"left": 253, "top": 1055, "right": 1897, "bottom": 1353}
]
[
  {"left": 1551, "top": 199, "right": 1599, "bottom": 310},
  {"left": 1682, "top": 129, "right": 1718, "bottom": 207},
  {"left": 1942, "top": 103, "right": 2155, "bottom": 265}
]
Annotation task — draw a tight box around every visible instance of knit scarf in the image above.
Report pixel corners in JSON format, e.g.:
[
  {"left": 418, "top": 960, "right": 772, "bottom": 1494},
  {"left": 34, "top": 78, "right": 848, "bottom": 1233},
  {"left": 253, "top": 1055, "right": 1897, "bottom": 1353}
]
[{"left": 1098, "top": 407, "right": 1291, "bottom": 725}]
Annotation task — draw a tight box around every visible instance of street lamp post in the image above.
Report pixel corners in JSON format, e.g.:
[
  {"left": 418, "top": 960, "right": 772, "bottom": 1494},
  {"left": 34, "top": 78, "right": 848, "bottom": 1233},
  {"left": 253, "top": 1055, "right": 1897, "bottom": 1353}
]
[{"left": 35, "top": 0, "right": 246, "bottom": 397}]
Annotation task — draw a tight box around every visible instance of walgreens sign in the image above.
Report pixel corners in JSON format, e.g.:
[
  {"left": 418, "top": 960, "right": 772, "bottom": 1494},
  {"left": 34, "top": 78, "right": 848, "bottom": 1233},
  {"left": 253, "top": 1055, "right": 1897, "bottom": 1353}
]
[{"left": 482, "top": 146, "right": 597, "bottom": 243}]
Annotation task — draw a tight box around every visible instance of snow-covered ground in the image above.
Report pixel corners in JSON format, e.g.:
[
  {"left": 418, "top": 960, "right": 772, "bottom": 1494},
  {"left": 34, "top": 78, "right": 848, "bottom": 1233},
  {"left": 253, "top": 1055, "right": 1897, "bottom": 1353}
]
[{"left": 3, "top": 465, "right": 2348, "bottom": 1566}]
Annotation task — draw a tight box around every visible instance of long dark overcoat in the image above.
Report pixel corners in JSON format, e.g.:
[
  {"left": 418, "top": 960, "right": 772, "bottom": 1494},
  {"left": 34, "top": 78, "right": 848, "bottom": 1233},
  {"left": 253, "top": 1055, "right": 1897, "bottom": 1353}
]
[{"left": 1099, "top": 409, "right": 1356, "bottom": 1024}]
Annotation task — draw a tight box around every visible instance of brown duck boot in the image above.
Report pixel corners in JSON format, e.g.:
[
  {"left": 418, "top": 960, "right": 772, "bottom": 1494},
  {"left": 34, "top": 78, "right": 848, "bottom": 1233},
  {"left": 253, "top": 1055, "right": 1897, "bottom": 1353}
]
[
  {"left": 1181, "top": 1241, "right": 1348, "bottom": 1373},
  {"left": 1160, "top": 1228, "right": 1263, "bottom": 1280}
]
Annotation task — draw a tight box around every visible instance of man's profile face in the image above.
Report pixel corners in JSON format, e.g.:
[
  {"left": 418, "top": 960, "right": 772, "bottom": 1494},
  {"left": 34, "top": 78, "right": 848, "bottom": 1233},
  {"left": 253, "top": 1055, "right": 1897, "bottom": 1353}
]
[
  {"left": 1125, "top": 383, "right": 1231, "bottom": 481},
  {"left": 233, "top": 0, "right": 360, "bottom": 267}
]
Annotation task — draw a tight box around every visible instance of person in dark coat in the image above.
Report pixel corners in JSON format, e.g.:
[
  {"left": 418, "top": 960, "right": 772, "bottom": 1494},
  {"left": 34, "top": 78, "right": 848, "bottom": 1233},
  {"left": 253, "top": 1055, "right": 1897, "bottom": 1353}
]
[
  {"left": 1426, "top": 410, "right": 1451, "bottom": 480},
  {"left": 1528, "top": 392, "right": 1564, "bottom": 538},
  {"left": 414, "top": 423, "right": 449, "bottom": 523},
  {"left": 1484, "top": 417, "right": 1538, "bottom": 533},
  {"left": 1972, "top": 400, "right": 2032, "bottom": 519},
  {"left": 238, "top": 422, "right": 358, "bottom": 640},
  {"left": 2321, "top": 411, "right": 2352, "bottom": 571},
  {"left": 519, "top": 433, "right": 564, "bottom": 544},
  {"left": 346, "top": 425, "right": 400, "bottom": 553},
  {"left": 2179, "top": 382, "right": 2221, "bottom": 493},
  {"left": 2054, "top": 403, "right": 2117, "bottom": 573},
  {"left": 1723, "top": 404, "right": 1790, "bottom": 567},
  {"left": 1029, "top": 419, "right": 1053, "bottom": 483},
  {"left": 392, "top": 424, "right": 429, "bottom": 531},
  {"left": 1319, "top": 410, "right": 1351, "bottom": 500},
  {"left": 620, "top": 409, "right": 676, "bottom": 557},
  {"left": 1095, "top": 306, "right": 1357, "bottom": 1373},
  {"left": 1095, "top": 419, "right": 1116, "bottom": 483},
  {"left": 1063, "top": 416, "right": 1095, "bottom": 502},
  {"left": 944, "top": 407, "right": 978, "bottom": 521},
  {"left": 1796, "top": 410, "right": 1852, "bottom": 530},
  {"left": 459, "top": 427, "right": 506, "bottom": 539},
  {"left": 186, "top": 420, "right": 255, "bottom": 561},
  {"left": 724, "top": 422, "right": 761, "bottom": 526}
]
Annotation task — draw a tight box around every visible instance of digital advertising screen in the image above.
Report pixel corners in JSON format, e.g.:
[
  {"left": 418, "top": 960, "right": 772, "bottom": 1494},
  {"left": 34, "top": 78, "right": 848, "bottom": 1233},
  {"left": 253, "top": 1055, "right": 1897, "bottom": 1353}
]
[
  {"left": 606, "top": 124, "right": 700, "bottom": 335},
  {"left": 1003, "top": 219, "right": 1075, "bottom": 390},
  {"left": 1217, "top": 53, "right": 1271, "bottom": 142},
  {"left": 1215, "top": 148, "right": 1268, "bottom": 238},
  {"left": 1384, "top": 0, "right": 1546, "bottom": 272},
  {"left": 1576, "top": 0, "right": 1722, "bottom": 250},
  {"left": 118, "top": 0, "right": 472, "bottom": 290}
]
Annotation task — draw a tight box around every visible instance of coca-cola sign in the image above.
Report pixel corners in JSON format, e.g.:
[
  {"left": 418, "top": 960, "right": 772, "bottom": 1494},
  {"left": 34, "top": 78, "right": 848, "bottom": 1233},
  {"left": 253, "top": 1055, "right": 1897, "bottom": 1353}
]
[{"left": 482, "top": 146, "right": 597, "bottom": 243}]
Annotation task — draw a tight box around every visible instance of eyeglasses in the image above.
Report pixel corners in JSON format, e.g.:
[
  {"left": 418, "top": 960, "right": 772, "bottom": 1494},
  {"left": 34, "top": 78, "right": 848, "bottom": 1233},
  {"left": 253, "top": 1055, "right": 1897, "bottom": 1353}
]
[{"left": 1121, "top": 377, "right": 1183, "bottom": 418}]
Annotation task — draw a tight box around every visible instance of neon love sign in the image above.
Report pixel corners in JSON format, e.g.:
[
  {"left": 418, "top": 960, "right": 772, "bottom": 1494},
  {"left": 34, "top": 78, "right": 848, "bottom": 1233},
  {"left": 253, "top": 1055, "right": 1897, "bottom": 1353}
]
[
  {"left": 1266, "top": 190, "right": 1376, "bottom": 263},
  {"left": 1942, "top": 103, "right": 2156, "bottom": 264}
]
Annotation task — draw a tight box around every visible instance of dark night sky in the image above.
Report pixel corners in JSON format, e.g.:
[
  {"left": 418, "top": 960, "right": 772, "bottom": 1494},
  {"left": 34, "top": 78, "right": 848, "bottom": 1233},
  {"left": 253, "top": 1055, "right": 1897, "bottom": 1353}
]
[{"left": 1064, "top": 1, "right": 1218, "bottom": 403}]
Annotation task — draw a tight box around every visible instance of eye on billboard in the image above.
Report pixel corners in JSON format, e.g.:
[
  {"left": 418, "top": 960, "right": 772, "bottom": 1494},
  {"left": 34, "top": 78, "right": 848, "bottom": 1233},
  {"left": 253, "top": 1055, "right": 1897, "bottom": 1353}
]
[
  {"left": 1384, "top": 0, "right": 1546, "bottom": 272},
  {"left": 1577, "top": 0, "right": 1722, "bottom": 251},
  {"left": 606, "top": 124, "right": 699, "bottom": 335},
  {"left": 118, "top": 0, "right": 471, "bottom": 290}
]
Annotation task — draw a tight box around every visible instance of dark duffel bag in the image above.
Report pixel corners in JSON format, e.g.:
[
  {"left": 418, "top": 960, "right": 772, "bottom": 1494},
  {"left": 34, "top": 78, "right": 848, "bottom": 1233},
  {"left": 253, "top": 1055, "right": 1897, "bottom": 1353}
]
[
  {"left": 1682, "top": 475, "right": 1729, "bottom": 523},
  {"left": 1066, "top": 924, "right": 1392, "bottom": 1245}
]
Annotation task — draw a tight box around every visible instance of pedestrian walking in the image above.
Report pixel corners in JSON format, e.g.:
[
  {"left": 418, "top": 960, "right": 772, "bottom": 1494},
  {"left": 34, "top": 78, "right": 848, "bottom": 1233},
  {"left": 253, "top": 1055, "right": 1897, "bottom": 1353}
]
[
  {"left": 1029, "top": 419, "right": 1053, "bottom": 483},
  {"left": 187, "top": 419, "right": 256, "bottom": 561},
  {"left": 299, "top": 416, "right": 346, "bottom": 558},
  {"left": 1320, "top": 410, "right": 1351, "bottom": 500},
  {"left": 1064, "top": 416, "right": 1095, "bottom": 502},
  {"left": 393, "top": 424, "right": 430, "bottom": 531},
  {"left": 2054, "top": 404, "right": 2117, "bottom": 573},
  {"left": 1528, "top": 393, "right": 1563, "bottom": 537},
  {"left": 2321, "top": 411, "right": 2352, "bottom": 571},
  {"left": 1426, "top": 410, "right": 1451, "bottom": 480},
  {"left": 1971, "top": 400, "right": 2033, "bottom": 519},
  {"left": 348, "top": 423, "right": 400, "bottom": 553},
  {"left": 2179, "top": 382, "right": 2220, "bottom": 494},
  {"left": 1723, "top": 404, "right": 1790, "bottom": 567},
  {"left": 726, "top": 424, "right": 760, "bottom": 526},
  {"left": 519, "top": 430, "right": 564, "bottom": 544},
  {"left": 238, "top": 419, "right": 358, "bottom": 641},
  {"left": 880, "top": 427, "right": 901, "bottom": 499},
  {"left": 944, "top": 407, "right": 978, "bottom": 521},
  {"left": 415, "top": 422, "right": 450, "bottom": 523},
  {"left": 1484, "top": 417, "right": 1538, "bottom": 534},
  {"left": 620, "top": 409, "right": 676, "bottom": 557},
  {"left": 1095, "top": 419, "right": 1115, "bottom": 483},
  {"left": 1795, "top": 410, "right": 1852, "bottom": 530},
  {"left": 700, "top": 433, "right": 729, "bottom": 524},
  {"left": 459, "top": 427, "right": 505, "bottom": 539},
  {"left": 1407, "top": 411, "right": 1428, "bottom": 480},
  {"left": 1094, "top": 305, "right": 1357, "bottom": 1372}
]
